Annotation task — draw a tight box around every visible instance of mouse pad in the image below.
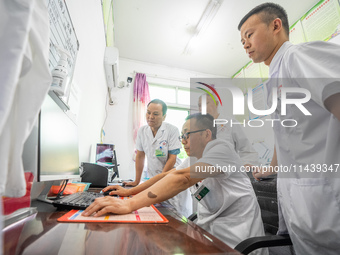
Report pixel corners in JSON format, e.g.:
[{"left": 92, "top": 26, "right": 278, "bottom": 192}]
[{"left": 57, "top": 202, "right": 168, "bottom": 224}]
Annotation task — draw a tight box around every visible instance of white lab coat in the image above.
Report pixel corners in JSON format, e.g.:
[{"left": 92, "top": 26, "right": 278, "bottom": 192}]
[
  {"left": 266, "top": 41, "right": 340, "bottom": 254},
  {"left": 0, "top": 0, "right": 51, "bottom": 196},
  {"left": 215, "top": 111, "right": 259, "bottom": 165},
  {"left": 188, "top": 139, "right": 266, "bottom": 254},
  {"left": 136, "top": 122, "right": 182, "bottom": 177},
  {"left": 136, "top": 122, "right": 189, "bottom": 216}
]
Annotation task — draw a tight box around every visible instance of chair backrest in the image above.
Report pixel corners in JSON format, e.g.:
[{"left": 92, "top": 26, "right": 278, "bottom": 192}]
[{"left": 251, "top": 177, "right": 279, "bottom": 235}]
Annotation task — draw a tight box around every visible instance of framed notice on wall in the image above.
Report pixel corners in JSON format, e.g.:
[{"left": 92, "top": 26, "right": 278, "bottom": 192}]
[
  {"left": 301, "top": 0, "right": 340, "bottom": 42},
  {"left": 46, "top": 0, "right": 79, "bottom": 104}
]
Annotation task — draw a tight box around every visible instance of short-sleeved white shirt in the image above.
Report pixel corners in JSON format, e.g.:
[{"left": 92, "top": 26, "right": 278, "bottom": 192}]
[
  {"left": 181, "top": 139, "right": 265, "bottom": 251},
  {"left": 267, "top": 41, "right": 340, "bottom": 254},
  {"left": 136, "top": 122, "right": 182, "bottom": 177}
]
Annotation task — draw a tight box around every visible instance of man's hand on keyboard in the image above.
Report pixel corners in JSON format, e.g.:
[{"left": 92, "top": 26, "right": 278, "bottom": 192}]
[
  {"left": 102, "top": 185, "right": 131, "bottom": 197},
  {"left": 81, "top": 196, "right": 131, "bottom": 217}
]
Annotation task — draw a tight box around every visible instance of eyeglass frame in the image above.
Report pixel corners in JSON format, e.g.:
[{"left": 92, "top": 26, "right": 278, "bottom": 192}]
[{"left": 179, "top": 129, "right": 207, "bottom": 141}]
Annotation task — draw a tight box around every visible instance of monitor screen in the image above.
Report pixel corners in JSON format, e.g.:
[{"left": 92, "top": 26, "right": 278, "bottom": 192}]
[
  {"left": 96, "top": 143, "right": 114, "bottom": 166},
  {"left": 38, "top": 95, "right": 80, "bottom": 181}
]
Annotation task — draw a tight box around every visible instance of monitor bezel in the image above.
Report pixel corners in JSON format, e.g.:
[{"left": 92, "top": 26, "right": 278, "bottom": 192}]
[
  {"left": 95, "top": 143, "right": 115, "bottom": 164},
  {"left": 37, "top": 95, "right": 80, "bottom": 182}
]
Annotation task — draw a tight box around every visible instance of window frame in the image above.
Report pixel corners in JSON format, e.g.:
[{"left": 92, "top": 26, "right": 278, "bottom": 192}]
[{"left": 148, "top": 83, "right": 199, "bottom": 111}]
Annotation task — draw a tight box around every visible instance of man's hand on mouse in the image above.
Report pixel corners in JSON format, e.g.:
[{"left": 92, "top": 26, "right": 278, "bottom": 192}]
[{"left": 101, "top": 185, "right": 131, "bottom": 197}]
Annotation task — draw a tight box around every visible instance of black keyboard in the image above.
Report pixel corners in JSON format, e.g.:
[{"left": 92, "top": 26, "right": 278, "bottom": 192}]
[{"left": 52, "top": 191, "right": 105, "bottom": 210}]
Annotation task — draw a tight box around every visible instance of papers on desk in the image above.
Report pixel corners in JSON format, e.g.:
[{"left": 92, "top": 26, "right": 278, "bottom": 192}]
[{"left": 57, "top": 204, "right": 168, "bottom": 224}]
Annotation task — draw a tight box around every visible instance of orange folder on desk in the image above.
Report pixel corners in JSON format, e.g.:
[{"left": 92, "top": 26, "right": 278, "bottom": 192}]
[{"left": 57, "top": 205, "right": 168, "bottom": 224}]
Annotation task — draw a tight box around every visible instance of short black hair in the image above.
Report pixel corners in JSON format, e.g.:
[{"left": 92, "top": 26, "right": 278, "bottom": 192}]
[
  {"left": 185, "top": 113, "right": 217, "bottom": 139},
  {"left": 238, "top": 2, "right": 289, "bottom": 37},
  {"left": 147, "top": 99, "right": 167, "bottom": 115}
]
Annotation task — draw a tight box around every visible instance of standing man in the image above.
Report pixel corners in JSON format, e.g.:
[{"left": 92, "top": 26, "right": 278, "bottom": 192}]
[
  {"left": 125, "top": 99, "right": 192, "bottom": 217},
  {"left": 83, "top": 113, "right": 266, "bottom": 253},
  {"left": 198, "top": 94, "right": 259, "bottom": 165},
  {"left": 125, "top": 99, "right": 182, "bottom": 187},
  {"left": 239, "top": 3, "right": 340, "bottom": 254}
]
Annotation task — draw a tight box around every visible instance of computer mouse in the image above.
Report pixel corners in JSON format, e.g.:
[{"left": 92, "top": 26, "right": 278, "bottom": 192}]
[
  {"left": 102, "top": 190, "right": 112, "bottom": 196},
  {"left": 102, "top": 190, "right": 117, "bottom": 197}
]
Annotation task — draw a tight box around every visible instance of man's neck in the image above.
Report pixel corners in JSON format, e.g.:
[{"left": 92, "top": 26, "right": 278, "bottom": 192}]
[
  {"left": 264, "top": 39, "right": 289, "bottom": 66},
  {"left": 151, "top": 126, "right": 160, "bottom": 137}
]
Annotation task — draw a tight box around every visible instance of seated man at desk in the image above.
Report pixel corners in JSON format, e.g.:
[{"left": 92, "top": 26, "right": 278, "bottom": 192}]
[{"left": 82, "top": 113, "right": 266, "bottom": 253}]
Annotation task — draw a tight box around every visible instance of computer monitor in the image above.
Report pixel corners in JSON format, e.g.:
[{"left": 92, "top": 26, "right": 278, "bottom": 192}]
[
  {"left": 95, "top": 143, "right": 119, "bottom": 178},
  {"left": 38, "top": 94, "right": 80, "bottom": 182},
  {"left": 96, "top": 143, "right": 114, "bottom": 165}
]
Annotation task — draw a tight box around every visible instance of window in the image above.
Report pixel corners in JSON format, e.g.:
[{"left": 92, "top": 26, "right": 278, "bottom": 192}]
[
  {"left": 149, "top": 86, "right": 176, "bottom": 104},
  {"left": 149, "top": 84, "right": 201, "bottom": 160}
]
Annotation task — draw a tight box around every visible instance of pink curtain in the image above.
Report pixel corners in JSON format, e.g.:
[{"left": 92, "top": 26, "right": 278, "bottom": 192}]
[{"left": 133, "top": 73, "right": 150, "bottom": 156}]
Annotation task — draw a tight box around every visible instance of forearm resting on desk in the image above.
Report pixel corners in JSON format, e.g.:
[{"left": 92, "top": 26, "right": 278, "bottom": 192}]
[
  {"left": 82, "top": 165, "right": 204, "bottom": 217},
  {"left": 128, "top": 170, "right": 192, "bottom": 211}
]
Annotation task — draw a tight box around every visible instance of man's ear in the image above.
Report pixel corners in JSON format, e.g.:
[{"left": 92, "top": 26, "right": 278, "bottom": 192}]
[
  {"left": 162, "top": 114, "right": 166, "bottom": 121},
  {"left": 272, "top": 18, "right": 283, "bottom": 34},
  {"left": 205, "top": 129, "right": 212, "bottom": 140}
]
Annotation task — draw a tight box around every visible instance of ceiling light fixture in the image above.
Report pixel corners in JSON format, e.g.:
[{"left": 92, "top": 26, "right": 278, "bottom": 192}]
[{"left": 183, "top": 0, "right": 223, "bottom": 55}]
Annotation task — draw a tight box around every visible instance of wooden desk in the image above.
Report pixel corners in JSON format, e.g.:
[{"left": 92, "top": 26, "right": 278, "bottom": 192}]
[{"left": 3, "top": 202, "right": 240, "bottom": 255}]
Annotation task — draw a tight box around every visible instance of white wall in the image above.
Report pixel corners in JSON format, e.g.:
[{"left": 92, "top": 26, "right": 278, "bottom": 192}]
[
  {"left": 65, "top": 0, "right": 108, "bottom": 163},
  {"left": 103, "top": 58, "right": 226, "bottom": 180},
  {"left": 60, "top": 1, "right": 340, "bottom": 179}
]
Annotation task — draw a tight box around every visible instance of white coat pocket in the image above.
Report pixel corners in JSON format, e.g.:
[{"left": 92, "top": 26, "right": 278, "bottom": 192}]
[
  {"left": 288, "top": 178, "right": 340, "bottom": 250},
  {"left": 196, "top": 179, "right": 223, "bottom": 215}
]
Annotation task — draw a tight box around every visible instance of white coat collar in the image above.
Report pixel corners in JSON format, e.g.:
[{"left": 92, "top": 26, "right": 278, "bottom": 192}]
[
  {"left": 269, "top": 41, "right": 293, "bottom": 77},
  {"left": 149, "top": 122, "right": 166, "bottom": 143}
]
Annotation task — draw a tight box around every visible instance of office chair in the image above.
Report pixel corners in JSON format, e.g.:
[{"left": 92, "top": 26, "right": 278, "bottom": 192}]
[
  {"left": 234, "top": 175, "right": 294, "bottom": 255},
  {"left": 187, "top": 176, "right": 295, "bottom": 254}
]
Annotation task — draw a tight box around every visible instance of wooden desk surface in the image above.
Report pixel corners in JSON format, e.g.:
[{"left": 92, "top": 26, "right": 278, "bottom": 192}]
[{"left": 3, "top": 204, "right": 240, "bottom": 255}]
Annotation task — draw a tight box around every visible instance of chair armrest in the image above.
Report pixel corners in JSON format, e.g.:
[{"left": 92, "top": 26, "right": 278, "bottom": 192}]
[
  {"left": 187, "top": 212, "right": 197, "bottom": 221},
  {"left": 234, "top": 234, "right": 292, "bottom": 255}
]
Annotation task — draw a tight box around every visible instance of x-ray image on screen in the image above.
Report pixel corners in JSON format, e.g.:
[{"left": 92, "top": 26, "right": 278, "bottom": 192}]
[{"left": 96, "top": 144, "right": 114, "bottom": 163}]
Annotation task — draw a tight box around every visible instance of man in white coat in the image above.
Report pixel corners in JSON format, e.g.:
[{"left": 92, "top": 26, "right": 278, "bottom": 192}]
[
  {"left": 239, "top": 3, "right": 340, "bottom": 254},
  {"left": 198, "top": 93, "right": 259, "bottom": 166},
  {"left": 125, "top": 99, "right": 182, "bottom": 186},
  {"left": 83, "top": 113, "right": 266, "bottom": 253},
  {"left": 125, "top": 99, "right": 192, "bottom": 217}
]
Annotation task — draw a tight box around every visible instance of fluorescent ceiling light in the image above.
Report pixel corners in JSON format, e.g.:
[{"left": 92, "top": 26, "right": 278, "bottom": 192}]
[{"left": 183, "top": 0, "right": 223, "bottom": 55}]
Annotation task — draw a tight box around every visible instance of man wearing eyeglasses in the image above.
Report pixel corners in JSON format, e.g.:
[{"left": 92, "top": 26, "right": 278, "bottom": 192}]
[{"left": 83, "top": 113, "right": 266, "bottom": 253}]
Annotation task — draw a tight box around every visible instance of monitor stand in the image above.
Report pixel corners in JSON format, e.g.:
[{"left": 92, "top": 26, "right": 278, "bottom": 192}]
[
  {"left": 36, "top": 180, "right": 65, "bottom": 204},
  {"left": 37, "top": 181, "right": 55, "bottom": 204}
]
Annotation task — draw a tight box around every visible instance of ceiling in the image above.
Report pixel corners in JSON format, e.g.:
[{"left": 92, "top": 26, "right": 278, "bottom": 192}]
[{"left": 113, "top": 0, "right": 317, "bottom": 77}]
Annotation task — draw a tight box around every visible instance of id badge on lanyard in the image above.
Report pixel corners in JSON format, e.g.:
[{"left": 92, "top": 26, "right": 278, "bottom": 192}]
[{"left": 193, "top": 184, "right": 210, "bottom": 201}]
